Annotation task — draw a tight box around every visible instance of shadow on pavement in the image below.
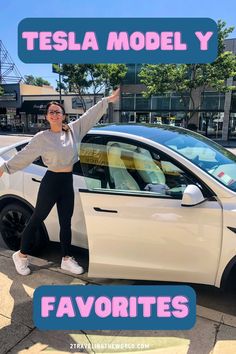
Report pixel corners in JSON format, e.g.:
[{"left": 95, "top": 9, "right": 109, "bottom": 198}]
[
  {"left": 0, "top": 250, "right": 89, "bottom": 353},
  {"left": 0, "top": 244, "right": 236, "bottom": 353}
]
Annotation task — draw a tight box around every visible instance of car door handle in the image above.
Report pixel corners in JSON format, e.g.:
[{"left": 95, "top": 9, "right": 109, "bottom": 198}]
[
  {"left": 32, "top": 178, "right": 41, "bottom": 183},
  {"left": 94, "top": 207, "right": 118, "bottom": 213}
]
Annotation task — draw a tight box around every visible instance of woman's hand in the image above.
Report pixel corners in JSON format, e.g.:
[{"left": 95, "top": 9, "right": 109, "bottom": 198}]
[
  {"left": 0, "top": 170, "right": 4, "bottom": 177},
  {"left": 107, "top": 88, "right": 120, "bottom": 104}
]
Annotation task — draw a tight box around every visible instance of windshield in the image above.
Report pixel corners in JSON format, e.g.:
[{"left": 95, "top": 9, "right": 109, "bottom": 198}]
[{"left": 152, "top": 127, "right": 236, "bottom": 192}]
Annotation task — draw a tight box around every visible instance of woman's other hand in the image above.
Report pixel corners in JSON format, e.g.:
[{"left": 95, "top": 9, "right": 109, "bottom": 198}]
[{"left": 107, "top": 88, "right": 120, "bottom": 104}]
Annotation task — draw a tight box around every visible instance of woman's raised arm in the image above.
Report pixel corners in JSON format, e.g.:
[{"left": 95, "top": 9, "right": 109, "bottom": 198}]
[
  {"left": 68, "top": 88, "right": 120, "bottom": 141},
  {"left": 0, "top": 132, "right": 43, "bottom": 175}
]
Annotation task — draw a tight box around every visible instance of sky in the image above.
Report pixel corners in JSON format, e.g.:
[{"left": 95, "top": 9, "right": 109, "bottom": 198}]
[{"left": 0, "top": 0, "right": 236, "bottom": 88}]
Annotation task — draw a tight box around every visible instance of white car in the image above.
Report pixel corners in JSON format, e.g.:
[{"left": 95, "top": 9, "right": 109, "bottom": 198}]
[{"left": 1, "top": 124, "right": 236, "bottom": 288}]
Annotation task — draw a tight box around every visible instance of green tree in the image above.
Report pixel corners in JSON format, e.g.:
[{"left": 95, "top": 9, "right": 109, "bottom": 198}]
[
  {"left": 24, "top": 75, "right": 51, "bottom": 87},
  {"left": 54, "top": 64, "right": 127, "bottom": 111},
  {"left": 139, "top": 20, "right": 236, "bottom": 127},
  {"left": 0, "top": 86, "right": 3, "bottom": 96}
]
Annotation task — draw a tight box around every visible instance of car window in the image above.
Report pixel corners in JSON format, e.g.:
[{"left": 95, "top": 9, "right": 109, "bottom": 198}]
[
  {"left": 73, "top": 160, "right": 83, "bottom": 176},
  {"left": 80, "top": 135, "right": 207, "bottom": 199},
  {"left": 33, "top": 156, "right": 47, "bottom": 168},
  {"left": 80, "top": 136, "right": 108, "bottom": 189},
  {"left": 16, "top": 143, "right": 28, "bottom": 152},
  {"left": 153, "top": 129, "right": 236, "bottom": 192}
]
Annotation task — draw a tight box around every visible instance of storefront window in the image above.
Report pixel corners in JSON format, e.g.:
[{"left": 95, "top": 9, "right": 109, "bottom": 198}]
[
  {"left": 150, "top": 112, "right": 163, "bottom": 124},
  {"left": 199, "top": 112, "right": 223, "bottom": 139},
  {"left": 121, "top": 112, "right": 135, "bottom": 123},
  {"left": 171, "top": 94, "right": 189, "bottom": 110},
  {"left": 151, "top": 95, "right": 171, "bottom": 110},
  {"left": 231, "top": 93, "right": 236, "bottom": 112},
  {"left": 128, "top": 113, "right": 135, "bottom": 122},
  {"left": 219, "top": 93, "right": 225, "bottom": 111},
  {"left": 136, "top": 94, "right": 151, "bottom": 110},
  {"left": 121, "top": 94, "right": 135, "bottom": 110},
  {"left": 136, "top": 112, "right": 150, "bottom": 123},
  {"left": 228, "top": 112, "right": 236, "bottom": 139},
  {"left": 201, "top": 92, "right": 224, "bottom": 111}
]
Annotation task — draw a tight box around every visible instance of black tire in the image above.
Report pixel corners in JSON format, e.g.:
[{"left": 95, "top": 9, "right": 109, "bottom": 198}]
[
  {"left": 0, "top": 203, "right": 48, "bottom": 255},
  {"left": 224, "top": 268, "right": 236, "bottom": 294}
]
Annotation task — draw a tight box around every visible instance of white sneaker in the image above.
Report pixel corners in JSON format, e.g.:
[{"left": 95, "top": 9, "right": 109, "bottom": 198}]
[
  {"left": 61, "top": 257, "right": 84, "bottom": 275},
  {"left": 12, "top": 251, "right": 31, "bottom": 276}
]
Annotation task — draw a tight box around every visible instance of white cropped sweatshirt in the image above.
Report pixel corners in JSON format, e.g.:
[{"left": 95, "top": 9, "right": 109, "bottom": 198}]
[{"left": 0, "top": 97, "right": 109, "bottom": 174}]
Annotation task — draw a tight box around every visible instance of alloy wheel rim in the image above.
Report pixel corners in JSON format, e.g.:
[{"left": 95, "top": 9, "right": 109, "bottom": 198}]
[{"left": 1, "top": 209, "right": 28, "bottom": 249}]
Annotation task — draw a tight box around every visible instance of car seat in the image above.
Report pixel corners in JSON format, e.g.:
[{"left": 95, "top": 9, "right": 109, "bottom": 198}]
[
  {"left": 133, "top": 148, "right": 166, "bottom": 185},
  {"left": 107, "top": 144, "right": 140, "bottom": 190}
]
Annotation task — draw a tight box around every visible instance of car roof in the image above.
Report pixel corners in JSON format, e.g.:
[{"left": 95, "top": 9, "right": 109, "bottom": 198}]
[
  {"left": 91, "top": 123, "right": 198, "bottom": 142},
  {"left": 7, "top": 124, "right": 202, "bottom": 150}
]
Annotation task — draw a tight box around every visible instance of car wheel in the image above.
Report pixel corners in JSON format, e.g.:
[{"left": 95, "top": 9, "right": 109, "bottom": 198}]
[{"left": 0, "top": 203, "right": 47, "bottom": 255}]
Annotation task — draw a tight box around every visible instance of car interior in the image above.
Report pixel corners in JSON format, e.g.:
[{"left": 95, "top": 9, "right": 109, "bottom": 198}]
[
  {"left": 80, "top": 140, "right": 192, "bottom": 198},
  {"left": 4, "top": 140, "right": 208, "bottom": 199}
]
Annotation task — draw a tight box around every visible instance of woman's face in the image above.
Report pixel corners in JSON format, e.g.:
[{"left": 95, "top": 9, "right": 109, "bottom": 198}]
[{"left": 46, "top": 104, "right": 65, "bottom": 126}]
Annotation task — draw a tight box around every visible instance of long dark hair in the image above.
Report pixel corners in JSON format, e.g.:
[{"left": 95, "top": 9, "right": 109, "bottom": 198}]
[{"left": 45, "top": 101, "right": 70, "bottom": 132}]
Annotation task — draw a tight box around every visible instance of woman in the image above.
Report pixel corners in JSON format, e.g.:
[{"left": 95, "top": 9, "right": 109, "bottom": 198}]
[{"left": 0, "top": 88, "right": 120, "bottom": 276}]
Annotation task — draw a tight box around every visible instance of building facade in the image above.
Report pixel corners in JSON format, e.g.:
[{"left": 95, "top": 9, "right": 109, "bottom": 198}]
[
  {"left": 0, "top": 84, "right": 107, "bottom": 133},
  {"left": 0, "top": 83, "right": 22, "bottom": 131},
  {"left": 120, "top": 38, "right": 236, "bottom": 141},
  {"left": 0, "top": 38, "right": 235, "bottom": 140}
]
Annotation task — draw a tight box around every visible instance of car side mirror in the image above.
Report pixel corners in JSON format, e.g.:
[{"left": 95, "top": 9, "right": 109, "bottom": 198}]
[{"left": 181, "top": 185, "right": 206, "bottom": 207}]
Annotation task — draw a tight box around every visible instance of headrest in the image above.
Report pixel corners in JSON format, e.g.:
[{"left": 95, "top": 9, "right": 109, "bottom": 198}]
[{"left": 108, "top": 145, "right": 122, "bottom": 158}]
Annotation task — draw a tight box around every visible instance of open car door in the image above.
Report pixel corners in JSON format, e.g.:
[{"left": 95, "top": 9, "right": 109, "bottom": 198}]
[{"left": 79, "top": 135, "right": 222, "bottom": 285}]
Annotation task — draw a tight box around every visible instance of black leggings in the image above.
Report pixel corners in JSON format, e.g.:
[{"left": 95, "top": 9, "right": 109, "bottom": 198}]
[{"left": 20, "top": 170, "right": 74, "bottom": 257}]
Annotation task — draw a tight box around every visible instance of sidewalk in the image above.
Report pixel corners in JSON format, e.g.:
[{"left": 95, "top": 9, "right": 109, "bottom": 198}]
[{"left": 0, "top": 248, "right": 236, "bottom": 354}]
